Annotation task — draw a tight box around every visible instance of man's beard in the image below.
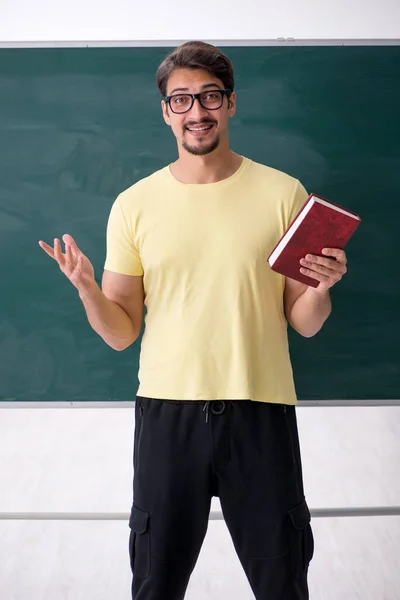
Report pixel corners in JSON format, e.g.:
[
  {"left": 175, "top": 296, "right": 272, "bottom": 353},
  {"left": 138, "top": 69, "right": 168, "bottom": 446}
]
[
  {"left": 181, "top": 119, "right": 220, "bottom": 156},
  {"left": 182, "top": 135, "right": 220, "bottom": 156}
]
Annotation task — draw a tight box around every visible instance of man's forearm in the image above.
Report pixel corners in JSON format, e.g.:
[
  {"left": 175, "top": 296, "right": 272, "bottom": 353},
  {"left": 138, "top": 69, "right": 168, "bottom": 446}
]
[
  {"left": 288, "top": 287, "right": 332, "bottom": 338},
  {"left": 78, "top": 281, "right": 138, "bottom": 350}
]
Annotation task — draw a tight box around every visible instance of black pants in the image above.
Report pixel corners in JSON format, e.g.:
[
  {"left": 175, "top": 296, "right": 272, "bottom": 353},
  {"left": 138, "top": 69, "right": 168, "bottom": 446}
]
[{"left": 129, "top": 397, "right": 314, "bottom": 599}]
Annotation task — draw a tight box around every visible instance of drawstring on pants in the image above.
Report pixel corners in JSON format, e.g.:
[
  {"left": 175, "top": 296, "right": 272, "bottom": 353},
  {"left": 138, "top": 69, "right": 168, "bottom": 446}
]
[
  {"left": 203, "top": 400, "right": 227, "bottom": 423},
  {"left": 203, "top": 401, "right": 210, "bottom": 423}
]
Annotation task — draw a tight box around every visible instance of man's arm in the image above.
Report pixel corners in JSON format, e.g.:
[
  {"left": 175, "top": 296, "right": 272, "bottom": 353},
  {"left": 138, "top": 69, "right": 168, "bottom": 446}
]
[
  {"left": 283, "top": 247, "right": 347, "bottom": 337},
  {"left": 284, "top": 280, "right": 331, "bottom": 338},
  {"left": 81, "top": 271, "right": 144, "bottom": 351},
  {"left": 39, "top": 234, "right": 144, "bottom": 351}
]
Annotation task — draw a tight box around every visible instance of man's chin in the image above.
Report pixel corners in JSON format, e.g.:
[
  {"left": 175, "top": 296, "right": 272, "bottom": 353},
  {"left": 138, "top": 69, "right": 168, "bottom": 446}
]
[{"left": 182, "top": 137, "right": 220, "bottom": 157}]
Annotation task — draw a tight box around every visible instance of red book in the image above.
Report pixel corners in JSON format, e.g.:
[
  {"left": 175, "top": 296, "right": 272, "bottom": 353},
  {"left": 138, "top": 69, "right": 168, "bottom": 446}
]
[{"left": 267, "top": 194, "right": 361, "bottom": 287}]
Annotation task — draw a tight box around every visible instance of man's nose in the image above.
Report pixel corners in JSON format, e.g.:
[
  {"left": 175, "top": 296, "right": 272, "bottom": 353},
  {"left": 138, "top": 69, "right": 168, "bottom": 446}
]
[{"left": 188, "top": 97, "right": 209, "bottom": 119}]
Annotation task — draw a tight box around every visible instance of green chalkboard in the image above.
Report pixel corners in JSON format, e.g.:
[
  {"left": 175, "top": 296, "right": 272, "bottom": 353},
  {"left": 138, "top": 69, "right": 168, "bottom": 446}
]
[{"left": 0, "top": 46, "right": 399, "bottom": 401}]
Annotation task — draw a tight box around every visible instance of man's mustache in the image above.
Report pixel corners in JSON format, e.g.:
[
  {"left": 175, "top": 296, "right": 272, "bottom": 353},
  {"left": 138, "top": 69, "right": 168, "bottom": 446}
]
[{"left": 184, "top": 118, "right": 217, "bottom": 129}]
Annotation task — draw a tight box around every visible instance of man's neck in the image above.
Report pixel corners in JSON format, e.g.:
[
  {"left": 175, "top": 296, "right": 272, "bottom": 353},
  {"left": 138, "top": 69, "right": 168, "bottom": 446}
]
[{"left": 169, "top": 148, "right": 243, "bottom": 185}]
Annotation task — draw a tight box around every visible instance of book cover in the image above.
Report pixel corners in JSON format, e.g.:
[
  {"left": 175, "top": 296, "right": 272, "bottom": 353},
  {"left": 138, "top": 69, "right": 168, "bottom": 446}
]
[{"left": 267, "top": 195, "right": 361, "bottom": 287}]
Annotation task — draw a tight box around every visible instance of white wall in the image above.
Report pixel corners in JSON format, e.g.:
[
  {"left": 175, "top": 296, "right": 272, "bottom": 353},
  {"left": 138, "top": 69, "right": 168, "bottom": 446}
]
[
  {"left": 0, "top": 0, "right": 400, "bottom": 43},
  {"left": 1, "top": 406, "right": 400, "bottom": 600}
]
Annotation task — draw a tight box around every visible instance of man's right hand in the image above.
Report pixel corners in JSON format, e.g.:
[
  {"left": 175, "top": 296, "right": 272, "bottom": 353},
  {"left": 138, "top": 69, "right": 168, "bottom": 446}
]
[{"left": 39, "top": 234, "right": 96, "bottom": 294}]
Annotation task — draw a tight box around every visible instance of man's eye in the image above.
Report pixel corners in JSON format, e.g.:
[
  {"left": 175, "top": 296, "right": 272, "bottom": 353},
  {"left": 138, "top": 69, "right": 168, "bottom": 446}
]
[
  {"left": 204, "top": 93, "right": 219, "bottom": 101},
  {"left": 173, "top": 96, "right": 189, "bottom": 105}
]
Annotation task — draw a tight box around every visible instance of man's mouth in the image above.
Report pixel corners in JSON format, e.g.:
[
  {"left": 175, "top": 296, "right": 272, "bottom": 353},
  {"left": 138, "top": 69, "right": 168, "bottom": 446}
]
[
  {"left": 185, "top": 120, "right": 216, "bottom": 135},
  {"left": 186, "top": 124, "right": 214, "bottom": 132}
]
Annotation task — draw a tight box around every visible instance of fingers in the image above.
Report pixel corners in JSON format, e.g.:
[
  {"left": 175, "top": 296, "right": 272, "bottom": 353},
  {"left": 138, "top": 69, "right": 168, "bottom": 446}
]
[
  {"left": 65, "top": 242, "right": 74, "bottom": 268},
  {"left": 70, "top": 255, "right": 84, "bottom": 287},
  {"left": 321, "top": 248, "right": 347, "bottom": 264},
  {"left": 38, "top": 240, "right": 55, "bottom": 259},
  {"left": 64, "top": 239, "right": 84, "bottom": 278},
  {"left": 39, "top": 235, "right": 77, "bottom": 265},
  {"left": 53, "top": 238, "right": 65, "bottom": 268},
  {"left": 300, "top": 254, "right": 347, "bottom": 277},
  {"left": 62, "top": 234, "right": 79, "bottom": 252},
  {"left": 300, "top": 249, "right": 348, "bottom": 291},
  {"left": 299, "top": 267, "right": 332, "bottom": 283},
  {"left": 39, "top": 236, "right": 89, "bottom": 289}
]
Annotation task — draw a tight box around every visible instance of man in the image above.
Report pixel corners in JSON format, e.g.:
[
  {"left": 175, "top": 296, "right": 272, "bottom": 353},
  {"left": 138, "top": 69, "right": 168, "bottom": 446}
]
[{"left": 39, "top": 41, "right": 347, "bottom": 599}]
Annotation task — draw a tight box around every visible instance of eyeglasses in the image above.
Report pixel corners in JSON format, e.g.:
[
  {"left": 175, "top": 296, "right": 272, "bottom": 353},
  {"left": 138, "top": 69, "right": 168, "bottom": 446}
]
[{"left": 163, "top": 89, "right": 232, "bottom": 114}]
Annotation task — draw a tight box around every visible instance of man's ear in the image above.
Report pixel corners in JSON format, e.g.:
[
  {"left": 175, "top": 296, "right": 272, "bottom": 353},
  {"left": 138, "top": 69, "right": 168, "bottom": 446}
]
[
  {"left": 228, "top": 91, "right": 236, "bottom": 118},
  {"left": 162, "top": 100, "right": 171, "bottom": 126}
]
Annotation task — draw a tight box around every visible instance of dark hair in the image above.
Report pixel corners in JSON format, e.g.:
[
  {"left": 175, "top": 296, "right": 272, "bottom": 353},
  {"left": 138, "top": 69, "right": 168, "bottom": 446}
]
[{"left": 156, "top": 41, "right": 235, "bottom": 97}]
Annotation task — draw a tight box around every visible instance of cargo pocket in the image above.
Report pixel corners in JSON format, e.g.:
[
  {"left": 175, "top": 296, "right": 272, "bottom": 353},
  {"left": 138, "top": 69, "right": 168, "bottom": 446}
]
[
  {"left": 289, "top": 499, "right": 314, "bottom": 579},
  {"left": 128, "top": 506, "right": 150, "bottom": 580}
]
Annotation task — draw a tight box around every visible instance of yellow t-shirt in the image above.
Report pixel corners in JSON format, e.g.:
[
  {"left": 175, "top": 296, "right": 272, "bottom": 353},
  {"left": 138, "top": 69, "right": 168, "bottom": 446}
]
[{"left": 104, "top": 157, "right": 308, "bottom": 404}]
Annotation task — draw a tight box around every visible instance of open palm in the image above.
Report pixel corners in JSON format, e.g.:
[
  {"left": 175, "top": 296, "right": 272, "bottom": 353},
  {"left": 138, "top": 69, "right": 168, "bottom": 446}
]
[{"left": 39, "top": 234, "right": 95, "bottom": 292}]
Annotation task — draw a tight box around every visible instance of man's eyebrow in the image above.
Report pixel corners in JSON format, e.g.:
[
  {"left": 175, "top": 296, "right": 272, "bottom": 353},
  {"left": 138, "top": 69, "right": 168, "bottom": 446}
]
[
  {"left": 200, "top": 83, "right": 222, "bottom": 90},
  {"left": 168, "top": 83, "right": 221, "bottom": 95},
  {"left": 168, "top": 87, "right": 189, "bottom": 95}
]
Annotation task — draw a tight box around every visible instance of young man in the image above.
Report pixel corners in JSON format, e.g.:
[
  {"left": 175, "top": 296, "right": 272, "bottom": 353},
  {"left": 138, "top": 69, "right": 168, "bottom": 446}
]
[{"left": 39, "top": 41, "right": 348, "bottom": 599}]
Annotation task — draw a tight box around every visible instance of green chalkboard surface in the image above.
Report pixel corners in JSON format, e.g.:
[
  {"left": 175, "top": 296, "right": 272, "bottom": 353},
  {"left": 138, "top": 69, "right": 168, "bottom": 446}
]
[{"left": 0, "top": 46, "right": 399, "bottom": 401}]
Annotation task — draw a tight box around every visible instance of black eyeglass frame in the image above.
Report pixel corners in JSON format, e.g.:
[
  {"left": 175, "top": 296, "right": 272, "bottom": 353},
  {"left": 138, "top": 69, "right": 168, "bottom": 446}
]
[{"left": 163, "top": 88, "right": 232, "bottom": 114}]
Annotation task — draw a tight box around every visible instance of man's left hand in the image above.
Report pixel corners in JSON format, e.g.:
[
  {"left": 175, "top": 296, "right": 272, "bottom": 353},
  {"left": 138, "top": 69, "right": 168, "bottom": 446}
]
[{"left": 299, "top": 248, "right": 347, "bottom": 294}]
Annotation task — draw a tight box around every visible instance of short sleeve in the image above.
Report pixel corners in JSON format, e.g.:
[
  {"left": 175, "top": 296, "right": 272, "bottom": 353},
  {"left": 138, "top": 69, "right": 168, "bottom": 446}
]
[
  {"left": 104, "top": 196, "right": 144, "bottom": 276},
  {"left": 286, "top": 180, "right": 309, "bottom": 229}
]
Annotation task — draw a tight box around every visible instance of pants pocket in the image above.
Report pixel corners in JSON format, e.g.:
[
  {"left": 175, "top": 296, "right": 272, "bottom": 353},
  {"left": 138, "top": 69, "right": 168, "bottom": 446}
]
[
  {"left": 129, "top": 505, "right": 151, "bottom": 580},
  {"left": 288, "top": 499, "right": 314, "bottom": 579}
]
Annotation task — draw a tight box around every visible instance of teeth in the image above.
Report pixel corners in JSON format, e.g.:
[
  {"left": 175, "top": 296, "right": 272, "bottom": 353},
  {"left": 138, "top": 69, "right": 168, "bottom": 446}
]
[{"left": 188, "top": 126, "right": 212, "bottom": 131}]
